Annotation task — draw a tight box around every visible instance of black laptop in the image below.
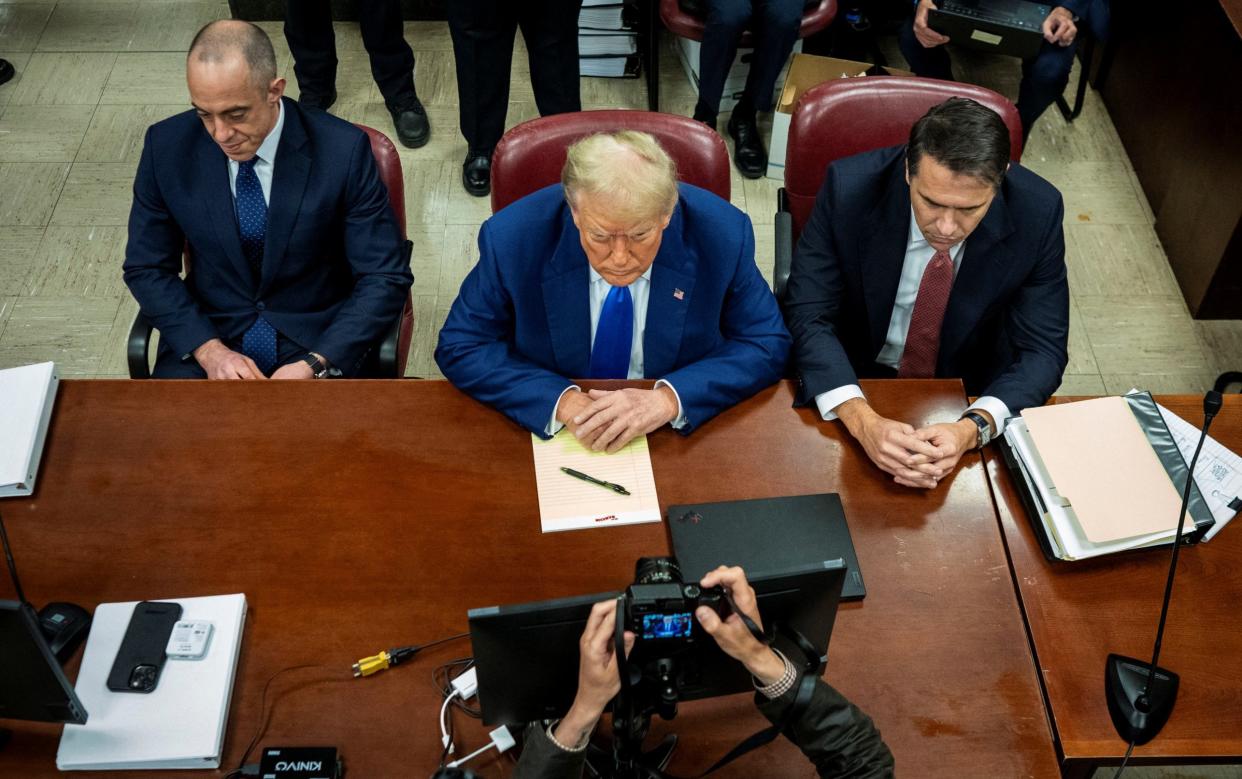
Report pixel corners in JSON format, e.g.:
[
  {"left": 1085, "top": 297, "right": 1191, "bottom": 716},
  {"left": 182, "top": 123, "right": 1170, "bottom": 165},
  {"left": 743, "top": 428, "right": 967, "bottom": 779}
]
[
  {"left": 928, "top": 0, "right": 1052, "bottom": 60},
  {"left": 667, "top": 493, "right": 866, "bottom": 601}
]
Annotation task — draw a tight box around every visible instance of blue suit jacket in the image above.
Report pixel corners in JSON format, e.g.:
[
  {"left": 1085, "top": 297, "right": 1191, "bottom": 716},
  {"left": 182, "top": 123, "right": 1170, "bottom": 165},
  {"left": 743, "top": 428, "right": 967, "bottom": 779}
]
[
  {"left": 122, "top": 97, "right": 413, "bottom": 372},
  {"left": 783, "top": 146, "right": 1069, "bottom": 414},
  {"left": 435, "top": 183, "right": 791, "bottom": 437}
]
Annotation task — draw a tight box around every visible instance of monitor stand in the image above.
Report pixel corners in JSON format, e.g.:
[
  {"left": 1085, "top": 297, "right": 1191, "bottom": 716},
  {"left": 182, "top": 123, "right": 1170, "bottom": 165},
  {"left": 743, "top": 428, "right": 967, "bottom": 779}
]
[{"left": 585, "top": 725, "right": 677, "bottom": 778}]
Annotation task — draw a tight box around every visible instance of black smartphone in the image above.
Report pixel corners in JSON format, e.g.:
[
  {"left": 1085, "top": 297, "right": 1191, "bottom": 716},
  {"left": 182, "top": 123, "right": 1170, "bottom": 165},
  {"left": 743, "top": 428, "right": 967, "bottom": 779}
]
[{"left": 106, "top": 601, "right": 183, "bottom": 693}]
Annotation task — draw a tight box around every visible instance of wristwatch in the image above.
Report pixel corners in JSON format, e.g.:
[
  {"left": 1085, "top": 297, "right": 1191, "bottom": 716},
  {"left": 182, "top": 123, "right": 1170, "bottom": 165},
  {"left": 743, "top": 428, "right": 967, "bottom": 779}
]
[
  {"left": 961, "top": 411, "right": 993, "bottom": 449},
  {"left": 301, "top": 352, "right": 331, "bottom": 379}
]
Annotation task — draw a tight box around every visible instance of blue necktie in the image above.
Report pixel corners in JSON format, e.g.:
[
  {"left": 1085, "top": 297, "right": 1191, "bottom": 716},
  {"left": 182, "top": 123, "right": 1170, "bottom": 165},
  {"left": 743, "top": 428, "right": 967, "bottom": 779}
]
[
  {"left": 235, "top": 158, "right": 277, "bottom": 375},
  {"left": 590, "top": 284, "right": 633, "bottom": 379}
]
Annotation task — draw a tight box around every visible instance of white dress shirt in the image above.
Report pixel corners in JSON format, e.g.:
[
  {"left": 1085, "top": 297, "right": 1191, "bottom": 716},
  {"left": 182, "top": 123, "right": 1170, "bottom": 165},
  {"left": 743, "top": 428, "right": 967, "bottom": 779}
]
[
  {"left": 815, "top": 207, "right": 1012, "bottom": 435},
  {"left": 546, "top": 265, "right": 688, "bottom": 436},
  {"left": 226, "top": 100, "right": 284, "bottom": 207}
]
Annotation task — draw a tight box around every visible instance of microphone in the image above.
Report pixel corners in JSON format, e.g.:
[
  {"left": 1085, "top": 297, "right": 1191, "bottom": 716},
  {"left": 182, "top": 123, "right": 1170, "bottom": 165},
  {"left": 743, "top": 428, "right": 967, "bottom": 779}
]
[{"left": 1105, "top": 390, "right": 1223, "bottom": 749}]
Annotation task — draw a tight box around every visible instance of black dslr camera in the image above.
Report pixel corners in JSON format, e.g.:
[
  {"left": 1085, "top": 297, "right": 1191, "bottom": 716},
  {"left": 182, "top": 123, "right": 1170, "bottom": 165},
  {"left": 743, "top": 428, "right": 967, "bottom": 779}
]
[{"left": 623, "top": 557, "right": 730, "bottom": 643}]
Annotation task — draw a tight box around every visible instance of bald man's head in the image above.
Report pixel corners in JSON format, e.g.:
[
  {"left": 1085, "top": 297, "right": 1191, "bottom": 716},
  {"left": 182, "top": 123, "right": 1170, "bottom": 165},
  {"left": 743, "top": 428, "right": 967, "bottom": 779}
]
[
  {"left": 187, "top": 20, "right": 285, "bottom": 162},
  {"left": 188, "top": 19, "right": 277, "bottom": 88}
]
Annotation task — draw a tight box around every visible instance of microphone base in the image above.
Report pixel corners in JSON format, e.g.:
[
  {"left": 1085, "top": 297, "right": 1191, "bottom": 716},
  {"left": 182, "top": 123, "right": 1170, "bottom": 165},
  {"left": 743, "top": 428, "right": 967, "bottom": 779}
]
[{"left": 1105, "top": 653, "right": 1179, "bottom": 745}]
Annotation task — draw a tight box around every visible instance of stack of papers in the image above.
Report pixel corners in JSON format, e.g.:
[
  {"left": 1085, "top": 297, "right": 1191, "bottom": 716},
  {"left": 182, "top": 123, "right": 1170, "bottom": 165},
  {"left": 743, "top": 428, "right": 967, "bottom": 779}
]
[
  {"left": 57, "top": 594, "right": 248, "bottom": 771},
  {"left": 0, "top": 362, "right": 59, "bottom": 498},
  {"left": 1157, "top": 402, "right": 1242, "bottom": 541},
  {"left": 1002, "top": 393, "right": 1229, "bottom": 561}
]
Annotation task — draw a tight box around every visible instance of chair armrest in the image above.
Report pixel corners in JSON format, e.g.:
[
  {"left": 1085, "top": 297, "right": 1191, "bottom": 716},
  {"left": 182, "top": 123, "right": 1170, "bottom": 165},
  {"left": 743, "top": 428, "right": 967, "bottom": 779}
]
[
  {"left": 376, "top": 239, "right": 415, "bottom": 378},
  {"left": 127, "top": 311, "right": 153, "bottom": 379},
  {"left": 774, "top": 188, "right": 793, "bottom": 302},
  {"left": 377, "top": 313, "right": 402, "bottom": 377}
]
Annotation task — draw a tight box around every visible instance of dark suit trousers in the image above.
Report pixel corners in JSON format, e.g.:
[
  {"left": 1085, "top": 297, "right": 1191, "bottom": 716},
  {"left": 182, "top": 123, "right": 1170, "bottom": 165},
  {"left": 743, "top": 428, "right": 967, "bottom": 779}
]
[
  {"left": 152, "top": 332, "right": 313, "bottom": 379},
  {"left": 697, "top": 0, "right": 804, "bottom": 117},
  {"left": 284, "top": 0, "right": 418, "bottom": 111},
  {"left": 446, "top": 0, "right": 582, "bottom": 154},
  {"left": 897, "top": 18, "right": 1078, "bottom": 137}
]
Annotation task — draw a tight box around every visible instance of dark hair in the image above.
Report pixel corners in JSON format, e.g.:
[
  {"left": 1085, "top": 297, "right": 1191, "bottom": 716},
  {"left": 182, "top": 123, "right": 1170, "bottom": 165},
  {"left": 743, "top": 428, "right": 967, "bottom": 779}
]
[
  {"left": 188, "top": 19, "right": 277, "bottom": 88},
  {"left": 906, "top": 97, "right": 1010, "bottom": 189}
]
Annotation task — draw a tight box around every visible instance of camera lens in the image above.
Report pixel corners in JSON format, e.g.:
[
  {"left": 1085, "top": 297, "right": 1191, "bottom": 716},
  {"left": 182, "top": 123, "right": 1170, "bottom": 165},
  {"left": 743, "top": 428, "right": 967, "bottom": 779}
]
[{"left": 634, "top": 556, "right": 683, "bottom": 585}]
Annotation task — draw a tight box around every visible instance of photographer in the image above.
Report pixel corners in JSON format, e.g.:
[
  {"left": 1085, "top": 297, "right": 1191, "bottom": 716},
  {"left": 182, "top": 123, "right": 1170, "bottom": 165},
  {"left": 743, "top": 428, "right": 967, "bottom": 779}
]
[{"left": 513, "top": 566, "right": 895, "bottom": 778}]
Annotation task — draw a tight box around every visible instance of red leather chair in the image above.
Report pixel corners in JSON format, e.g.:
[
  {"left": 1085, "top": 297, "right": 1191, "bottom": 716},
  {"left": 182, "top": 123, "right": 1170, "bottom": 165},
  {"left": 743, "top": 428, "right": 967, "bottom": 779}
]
[
  {"left": 773, "top": 76, "right": 1024, "bottom": 298},
  {"left": 356, "top": 124, "right": 415, "bottom": 377},
  {"left": 127, "top": 124, "right": 415, "bottom": 378},
  {"left": 653, "top": 0, "right": 838, "bottom": 111},
  {"left": 490, "top": 109, "right": 731, "bottom": 214}
]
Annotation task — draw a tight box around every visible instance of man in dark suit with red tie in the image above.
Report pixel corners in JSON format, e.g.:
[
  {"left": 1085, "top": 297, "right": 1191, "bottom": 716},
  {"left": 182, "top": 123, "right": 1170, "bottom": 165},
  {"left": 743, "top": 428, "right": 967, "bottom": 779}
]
[
  {"left": 783, "top": 98, "right": 1069, "bottom": 489},
  {"left": 123, "top": 20, "right": 412, "bottom": 379}
]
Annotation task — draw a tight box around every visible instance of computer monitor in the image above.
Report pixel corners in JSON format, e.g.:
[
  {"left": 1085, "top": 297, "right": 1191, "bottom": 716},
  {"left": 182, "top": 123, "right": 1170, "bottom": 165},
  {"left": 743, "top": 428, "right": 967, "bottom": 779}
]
[
  {"left": 0, "top": 600, "right": 88, "bottom": 725},
  {"left": 468, "top": 560, "right": 846, "bottom": 725}
]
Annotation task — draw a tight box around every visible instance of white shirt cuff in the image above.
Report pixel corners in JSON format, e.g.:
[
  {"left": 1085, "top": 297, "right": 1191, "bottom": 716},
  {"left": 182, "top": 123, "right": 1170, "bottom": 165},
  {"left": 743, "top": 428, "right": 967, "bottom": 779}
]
[
  {"left": 546, "top": 385, "right": 582, "bottom": 437},
  {"left": 654, "top": 379, "right": 688, "bottom": 429},
  {"left": 965, "top": 395, "right": 1012, "bottom": 436},
  {"left": 814, "top": 384, "right": 865, "bottom": 421}
]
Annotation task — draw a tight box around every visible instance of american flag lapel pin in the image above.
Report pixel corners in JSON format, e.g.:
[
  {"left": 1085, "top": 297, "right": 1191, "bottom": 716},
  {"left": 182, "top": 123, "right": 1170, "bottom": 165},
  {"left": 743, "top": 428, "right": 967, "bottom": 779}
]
[{"left": 673, "top": 288, "right": 685, "bottom": 300}]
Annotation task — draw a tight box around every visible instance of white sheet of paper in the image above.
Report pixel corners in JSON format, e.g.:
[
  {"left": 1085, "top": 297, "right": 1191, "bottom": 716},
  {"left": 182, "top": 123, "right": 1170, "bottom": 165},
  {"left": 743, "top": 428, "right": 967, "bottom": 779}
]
[
  {"left": 531, "top": 430, "right": 661, "bottom": 533},
  {"left": 1156, "top": 401, "right": 1242, "bottom": 541}
]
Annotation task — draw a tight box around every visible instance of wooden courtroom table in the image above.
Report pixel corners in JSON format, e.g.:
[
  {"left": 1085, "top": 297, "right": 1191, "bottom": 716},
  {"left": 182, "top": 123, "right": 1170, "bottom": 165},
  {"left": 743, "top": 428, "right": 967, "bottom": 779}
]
[
  {"left": 985, "top": 394, "right": 1242, "bottom": 778},
  {"left": 1, "top": 379, "right": 1058, "bottom": 777}
]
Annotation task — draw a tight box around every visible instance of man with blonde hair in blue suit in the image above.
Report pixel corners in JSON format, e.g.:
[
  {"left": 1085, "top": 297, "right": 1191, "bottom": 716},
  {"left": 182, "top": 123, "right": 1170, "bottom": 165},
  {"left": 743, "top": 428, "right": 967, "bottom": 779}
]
[{"left": 436, "top": 130, "right": 790, "bottom": 452}]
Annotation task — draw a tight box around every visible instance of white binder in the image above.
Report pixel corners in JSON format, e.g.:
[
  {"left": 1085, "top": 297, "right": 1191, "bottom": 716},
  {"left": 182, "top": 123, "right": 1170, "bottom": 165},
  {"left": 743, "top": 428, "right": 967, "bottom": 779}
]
[
  {"left": 0, "top": 361, "right": 59, "bottom": 498},
  {"left": 56, "top": 593, "right": 248, "bottom": 771}
]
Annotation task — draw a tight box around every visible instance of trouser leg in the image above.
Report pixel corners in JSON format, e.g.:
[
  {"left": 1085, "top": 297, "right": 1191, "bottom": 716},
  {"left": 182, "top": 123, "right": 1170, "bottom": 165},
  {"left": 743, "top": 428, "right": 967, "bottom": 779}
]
[
  {"left": 284, "top": 0, "right": 338, "bottom": 102},
  {"left": 356, "top": 0, "right": 418, "bottom": 111},
  {"left": 447, "top": 0, "right": 519, "bottom": 154}
]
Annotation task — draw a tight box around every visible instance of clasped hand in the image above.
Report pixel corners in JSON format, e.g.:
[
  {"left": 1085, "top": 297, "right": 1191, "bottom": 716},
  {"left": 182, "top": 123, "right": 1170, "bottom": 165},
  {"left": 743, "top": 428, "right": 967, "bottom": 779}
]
[
  {"left": 556, "top": 386, "right": 679, "bottom": 453},
  {"left": 837, "top": 399, "right": 978, "bottom": 489}
]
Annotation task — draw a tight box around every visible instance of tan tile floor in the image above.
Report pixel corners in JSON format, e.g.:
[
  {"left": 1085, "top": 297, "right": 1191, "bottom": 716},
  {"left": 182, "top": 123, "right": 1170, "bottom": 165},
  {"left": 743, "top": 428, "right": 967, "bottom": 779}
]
[{"left": 0, "top": 9, "right": 1240, "bottom": 773}]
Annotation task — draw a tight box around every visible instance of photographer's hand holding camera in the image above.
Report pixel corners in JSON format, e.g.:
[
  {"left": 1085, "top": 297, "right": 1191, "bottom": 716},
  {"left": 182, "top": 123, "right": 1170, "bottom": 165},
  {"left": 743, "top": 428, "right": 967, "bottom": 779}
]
[{"left": 514, "top": 566, "right": 895, "bottom": 778}]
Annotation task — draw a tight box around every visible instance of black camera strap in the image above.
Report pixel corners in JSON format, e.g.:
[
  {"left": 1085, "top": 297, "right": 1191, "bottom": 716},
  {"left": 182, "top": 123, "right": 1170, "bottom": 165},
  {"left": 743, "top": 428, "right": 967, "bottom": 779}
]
[{"left": 681, "top": 620, "right": 823, "bottom": 778}]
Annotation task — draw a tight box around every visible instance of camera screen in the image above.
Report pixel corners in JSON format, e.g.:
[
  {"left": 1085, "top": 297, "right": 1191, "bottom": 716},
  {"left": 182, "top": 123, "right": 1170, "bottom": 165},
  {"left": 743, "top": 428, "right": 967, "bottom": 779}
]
[{"left": 641, "top": 612, "right": 693, "bottom": 639}]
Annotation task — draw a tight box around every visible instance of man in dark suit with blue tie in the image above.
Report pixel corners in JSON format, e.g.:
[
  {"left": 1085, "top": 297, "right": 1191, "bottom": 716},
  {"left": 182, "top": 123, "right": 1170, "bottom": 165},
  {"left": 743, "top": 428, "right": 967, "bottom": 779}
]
[
  {"left": 123, "top": 20, "right": 412, "bottom": 379},
  {"left": 784, "top": 98, "right": 1069, "bottom": 489},
  {"left": 435, "top": 131, "right": 790, "bottom": 452}
]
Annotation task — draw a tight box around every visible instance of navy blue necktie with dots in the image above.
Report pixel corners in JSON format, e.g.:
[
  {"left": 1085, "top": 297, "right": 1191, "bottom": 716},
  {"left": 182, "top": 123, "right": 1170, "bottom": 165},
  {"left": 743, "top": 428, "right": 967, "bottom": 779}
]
[{"left": 235, "top": 157, "right": 277, "bottom": 375}]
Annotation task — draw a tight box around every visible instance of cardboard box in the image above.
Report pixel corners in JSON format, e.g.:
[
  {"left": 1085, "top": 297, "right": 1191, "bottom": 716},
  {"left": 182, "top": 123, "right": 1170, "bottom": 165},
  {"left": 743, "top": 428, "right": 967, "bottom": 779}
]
[
  {"left": 675, "top": 37, "right": 803, "bottom": 112},
  {"left": 766, "top": 54, "right": 913, "bottom": 181}
]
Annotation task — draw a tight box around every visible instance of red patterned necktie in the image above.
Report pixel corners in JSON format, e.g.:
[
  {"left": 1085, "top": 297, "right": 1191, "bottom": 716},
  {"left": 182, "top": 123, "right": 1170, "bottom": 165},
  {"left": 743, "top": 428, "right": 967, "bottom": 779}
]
[{"left": 899, "top": 249, "right": 954, "bottom": 378}]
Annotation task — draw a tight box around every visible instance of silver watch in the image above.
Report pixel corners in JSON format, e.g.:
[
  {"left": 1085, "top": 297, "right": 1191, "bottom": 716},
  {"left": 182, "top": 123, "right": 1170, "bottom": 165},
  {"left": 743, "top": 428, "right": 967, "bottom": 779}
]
[{"left": 961, "top": 412, "right": 993, "bottom": 449}]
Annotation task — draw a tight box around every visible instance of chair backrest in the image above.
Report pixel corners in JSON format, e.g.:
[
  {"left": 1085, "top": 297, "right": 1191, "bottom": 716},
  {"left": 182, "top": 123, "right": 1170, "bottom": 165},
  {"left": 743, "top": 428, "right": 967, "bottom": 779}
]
[
  {"left": 354, "top": 123, "right": 413, "bottom": 376},
  {"left": 355, "top": 123, "right": 406, "bottom": 238},
  {"left": 660, "top": 0, "right": 837, "bottom": 42},
  {"left": 490, "top": 110, "right": 731, "bottom": 214},
  {"left": 783, "top": 76, "right": 1024, "bottom": 244}
]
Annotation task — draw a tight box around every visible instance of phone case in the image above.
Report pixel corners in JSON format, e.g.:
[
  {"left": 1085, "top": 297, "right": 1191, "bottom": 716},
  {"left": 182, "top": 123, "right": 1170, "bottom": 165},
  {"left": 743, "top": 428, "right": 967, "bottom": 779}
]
[{"left": 105, "top": 601, "right": 184, "bottom": 693}]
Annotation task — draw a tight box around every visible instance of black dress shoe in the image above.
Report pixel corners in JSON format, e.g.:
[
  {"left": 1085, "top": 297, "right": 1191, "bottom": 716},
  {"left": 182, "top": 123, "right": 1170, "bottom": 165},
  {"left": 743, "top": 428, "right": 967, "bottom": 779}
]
[
  {"left": 726, "top": 112, "right": 768, "bottom": 179},
  {"left": 391, "top": 99, "right": 430, "bottom": 149},
  {"left": 299, "top": 87, "right": 336, "bottom": 112},
  {"left": 462, "top": 150, "right": 491, "bottom": 197},
  {"left": 0, "top": 59, "right": 14, "bottom": 88}
]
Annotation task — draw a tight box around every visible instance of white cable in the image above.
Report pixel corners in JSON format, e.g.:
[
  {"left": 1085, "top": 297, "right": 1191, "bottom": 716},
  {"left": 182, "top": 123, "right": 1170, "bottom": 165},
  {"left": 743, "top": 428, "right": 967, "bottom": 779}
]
[
  {"left": 447, "top": 726, "right": 515, "bottom": 769},
  {"left": 439, "top": 688, "right": 461, "bottom": 755}
]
